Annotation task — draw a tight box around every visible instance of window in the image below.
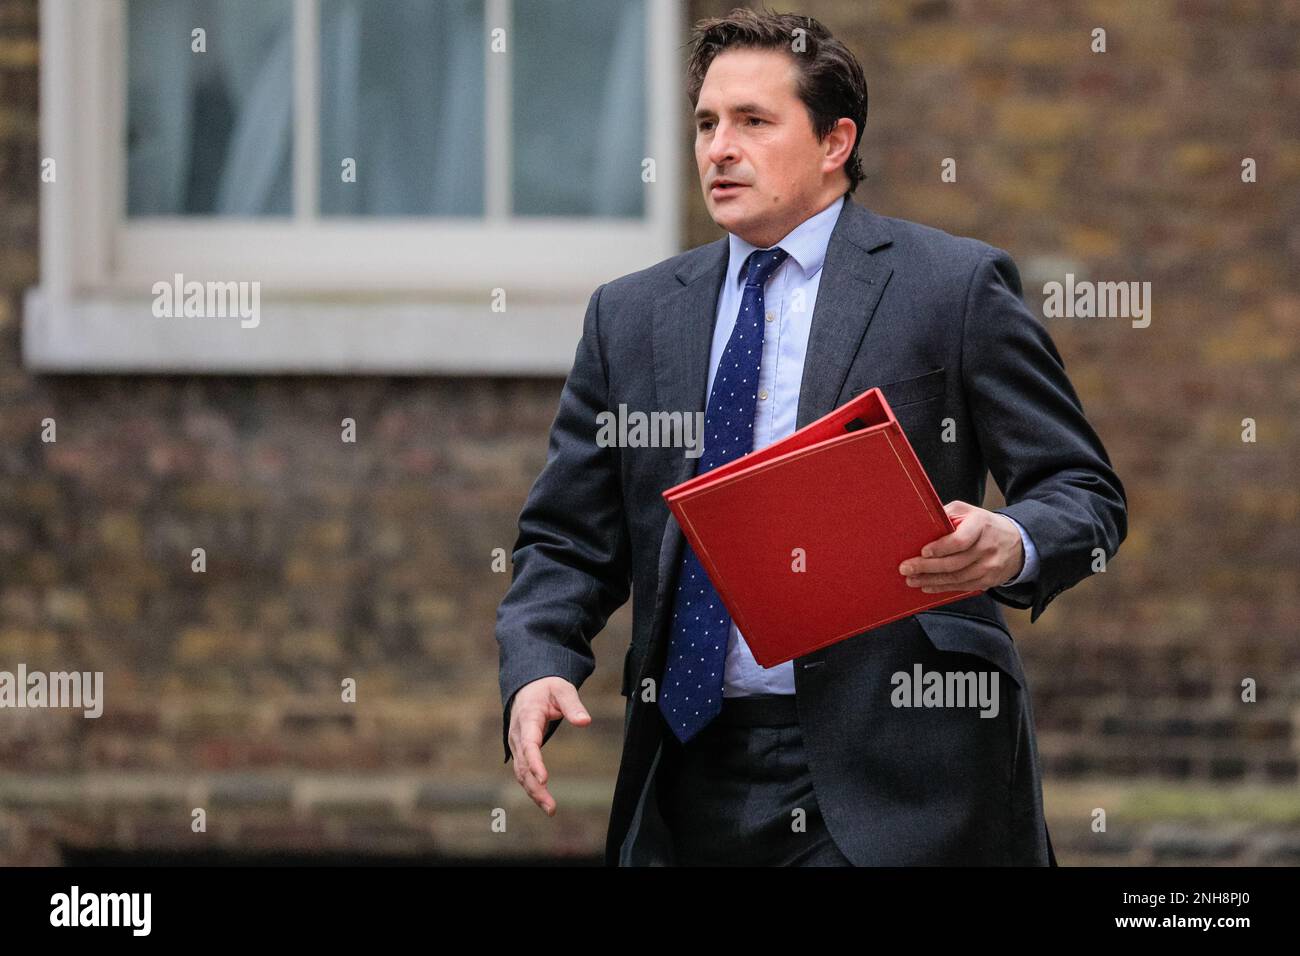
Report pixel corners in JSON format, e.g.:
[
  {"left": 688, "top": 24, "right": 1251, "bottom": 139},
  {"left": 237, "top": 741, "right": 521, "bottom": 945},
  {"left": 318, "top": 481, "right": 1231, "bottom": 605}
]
[{"left": 28, "top": 0, "right": 682, "bottom": 373}]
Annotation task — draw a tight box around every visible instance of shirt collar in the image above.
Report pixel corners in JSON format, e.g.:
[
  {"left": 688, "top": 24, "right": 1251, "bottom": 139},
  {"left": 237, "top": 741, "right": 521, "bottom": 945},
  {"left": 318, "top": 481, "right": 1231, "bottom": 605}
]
[{"left": 726, "top": 193, "right": 846, "bottom": 288}]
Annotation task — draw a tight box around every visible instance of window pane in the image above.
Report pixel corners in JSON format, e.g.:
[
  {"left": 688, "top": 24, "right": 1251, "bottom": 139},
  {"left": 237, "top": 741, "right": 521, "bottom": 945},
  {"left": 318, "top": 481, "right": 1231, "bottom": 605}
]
[
  {"left": 319, "top": 0, "right": 485, "bottom": 217},
  {"left": 126, "top": 0, "right": 294, "bottom": 217},
  {"left": 512, "top": 0, "right": 645, "bottom": 217}
]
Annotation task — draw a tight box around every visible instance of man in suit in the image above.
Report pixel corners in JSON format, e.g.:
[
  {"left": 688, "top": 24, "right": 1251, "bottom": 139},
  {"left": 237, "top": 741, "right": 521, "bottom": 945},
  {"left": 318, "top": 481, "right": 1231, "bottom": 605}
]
[{"left": 496, "top": 9, "right": 1126, "bottom": 865}]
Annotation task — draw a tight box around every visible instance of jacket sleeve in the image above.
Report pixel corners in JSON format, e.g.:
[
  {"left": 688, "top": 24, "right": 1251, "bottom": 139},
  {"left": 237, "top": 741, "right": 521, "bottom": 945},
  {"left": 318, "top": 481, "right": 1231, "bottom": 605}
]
[
  {"left": 496, "top": 282, "right": 633, "bottom": 762},
  {"left": 961, "top": 246, "right": 1127, "bottom": 623}
]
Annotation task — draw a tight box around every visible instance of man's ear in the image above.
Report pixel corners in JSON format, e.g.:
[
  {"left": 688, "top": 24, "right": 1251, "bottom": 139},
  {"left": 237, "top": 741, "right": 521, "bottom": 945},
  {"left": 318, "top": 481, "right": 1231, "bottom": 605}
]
[{"left": 823, "top": 117, "right": 857, "bottom": 168}]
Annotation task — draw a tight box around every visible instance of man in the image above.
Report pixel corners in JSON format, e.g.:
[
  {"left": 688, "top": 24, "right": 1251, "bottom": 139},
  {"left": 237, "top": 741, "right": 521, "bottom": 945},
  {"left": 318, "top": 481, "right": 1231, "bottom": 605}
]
[{"left": 496, "top": 9, "right": 1126, "bottom": 866}]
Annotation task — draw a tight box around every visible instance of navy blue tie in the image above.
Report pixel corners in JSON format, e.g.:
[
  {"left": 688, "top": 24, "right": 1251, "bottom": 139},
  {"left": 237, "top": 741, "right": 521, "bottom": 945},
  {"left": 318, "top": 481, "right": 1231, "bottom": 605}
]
[{"left": 659, "top": 245, "right": 789, "bottom": 743}]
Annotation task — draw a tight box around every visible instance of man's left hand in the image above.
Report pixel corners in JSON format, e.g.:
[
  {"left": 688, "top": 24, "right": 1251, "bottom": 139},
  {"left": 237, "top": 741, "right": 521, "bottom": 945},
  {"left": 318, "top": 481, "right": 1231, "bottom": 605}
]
[{"left": 897, "top": 500, "right": 1024, "bottom": 593}]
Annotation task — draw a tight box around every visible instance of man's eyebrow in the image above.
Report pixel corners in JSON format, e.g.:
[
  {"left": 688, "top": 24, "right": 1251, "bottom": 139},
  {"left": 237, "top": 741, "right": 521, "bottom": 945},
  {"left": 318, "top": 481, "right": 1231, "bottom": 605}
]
[{"left": 693, "top": 103, "right": 772, "bottom": 120}]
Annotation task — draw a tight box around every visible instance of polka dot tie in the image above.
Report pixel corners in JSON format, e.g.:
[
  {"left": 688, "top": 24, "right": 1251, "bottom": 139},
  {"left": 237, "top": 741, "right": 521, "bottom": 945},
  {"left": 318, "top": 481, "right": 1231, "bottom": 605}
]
[{"left": 659, "top": 245, "right": 789, "bottom": 743}]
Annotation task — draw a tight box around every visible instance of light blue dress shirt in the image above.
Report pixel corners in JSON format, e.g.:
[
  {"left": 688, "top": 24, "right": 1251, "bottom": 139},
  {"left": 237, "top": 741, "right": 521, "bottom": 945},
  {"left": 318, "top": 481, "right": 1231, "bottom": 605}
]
[{"left": 707, "top": 194, "right": 1039, "bottom": 696}]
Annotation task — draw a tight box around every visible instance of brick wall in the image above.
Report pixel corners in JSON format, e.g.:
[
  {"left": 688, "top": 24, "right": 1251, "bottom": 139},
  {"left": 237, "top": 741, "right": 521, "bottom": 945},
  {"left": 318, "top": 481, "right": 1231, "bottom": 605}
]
[{"left": 1, "top": 0, "right": 1297, "bottom": 864}]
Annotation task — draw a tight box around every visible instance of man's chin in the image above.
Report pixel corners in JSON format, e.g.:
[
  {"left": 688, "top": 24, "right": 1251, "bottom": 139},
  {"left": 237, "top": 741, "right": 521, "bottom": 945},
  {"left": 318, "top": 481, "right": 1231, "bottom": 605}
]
[{"left": 707, "top": 201, "right": 749, "bottom": 232}]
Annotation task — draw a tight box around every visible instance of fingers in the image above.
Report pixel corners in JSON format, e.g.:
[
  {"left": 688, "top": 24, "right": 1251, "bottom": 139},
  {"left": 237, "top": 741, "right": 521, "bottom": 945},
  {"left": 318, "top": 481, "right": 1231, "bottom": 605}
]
[
  {"left": 923, "top": 510, "right": 984, "bottom": 559},
  {"left": 519, "top": 744, "right": 556, "bottom": 815},
  {"left": 906, "top": 553, "right": 1002, "bottom": 591},
  {"left": 900, "top": 510, "right": 998, "bottom": 590},
  {"left": 518, "top": 718, "right": 548, "bottom": 784},
  {"left": 506, "top": 679, "right": 592, "bottom": 817},
  {"left": 904, "top": 508, "right": 1022, "bottom": 591},
  {"left": 900, "top": 527, "right": 985, "bottom": 579},
  {"left": 510, "top": 718, "right": 555, "bottom": 815},
  {"left": 902, "top": 549, "right": 980, "bottom": 576},
  {"left": 910, "top": 571, "right": 990, "bottom": 593},
  {"left": 551, "top": 683, "right": 591, "bottom": 727}
]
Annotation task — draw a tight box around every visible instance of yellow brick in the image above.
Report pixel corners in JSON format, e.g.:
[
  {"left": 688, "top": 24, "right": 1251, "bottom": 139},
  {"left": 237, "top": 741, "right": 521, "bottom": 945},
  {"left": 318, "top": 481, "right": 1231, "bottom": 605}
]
[
  {"left": 306, "top": 520, "right": 348, "bottom": 551},
  {"left": 1120, "top": 521, "right": 1151, "bottom": 558},
  {"left": 1006, "top": 32, "right": 1087, "bottom": 66},
  {"left": 1274, "top": 140, "right": 1300, "bottom": 176},
  {"left": 288, "top": 561, "right": 350, "bottom": 589},
  {"left": 890, "top": 28, "right": 983, "bottom": 67},
  {"left": 413, "top": 595, "right": 457, "bottom": 626},
  {"left": 0, "top": 628, "right": 62, "bottom": 659},
  {"left": 989, "top": 176, "right": 1057, "bottom": 213},
  {"left": 969, "top": 78, "right": 1013, "bottom": 109},
  {"left": 1174, "top": 142, "right": 1225, "bottom": 176},
  {"left": 0, "top": 628, "right": 31, "bottom": 657},
  {"left": 178, "top": 483, "right": 266, "bottom": 510},
  {"left": 1235, "top": 488, "right": 1298, "bottom": 521},
  {"left": 995, "top": 99, "right": 1092, "bottom": 145},
  {"left": 25, "top": 552, "right": 59, "bottom": 585},
  {"left": 349, "top": 669, "right": 400, "bottom": 695},
  {"left": 1065, "top": 226, "right": 1121, "bottom": 259},
  {"left": 0, "top": 39, "right": 38, "bottom": 69},
  {"left": 0, "top": 108, "right": 36, "bottom": 140},
  {"left": 281, "top": 629, "right": 342, "bottom": 666},
  {"left": 1200, "top": 327, "right": 1261, "bottom": 366},
  {"left": 0, "top": 249, "right": 37, "bottom": 287},
  {"left": 44, "top": 588, "right": 89, "bottom": 626},
  {"left": 1107, "top": 109, "right": 1169, "bottom": 140},
  {"left": 872, "top": 0, "right": 911, "bottom": 26},
  {"left": 1222, "top": 261, "right": 1278, "bottom": 294},
  {"left": 1067, "top": 365, "right": 1104, "bottom": 397},
  {"left": 98, "top": 512, "right": 142, "bottom": 553},
  {"left": 99, "top": 591, "right": 140, "bottom": 625},
  {"left": 17, "top": 483, "right": 58, "bottom": 510},
  {"left": 1084, "top": 0, "right": 1177, "bottom": 26},
  {"left": 1024, "top": 149, "right": 1069, "bottom": 183},
  {"left": 177, "top": 628, "right": 220, "bottom": 663}
]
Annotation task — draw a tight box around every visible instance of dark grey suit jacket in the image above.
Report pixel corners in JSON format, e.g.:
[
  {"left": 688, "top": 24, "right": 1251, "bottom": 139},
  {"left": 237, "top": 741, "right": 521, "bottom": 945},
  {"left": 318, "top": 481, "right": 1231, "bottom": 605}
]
[{"left": 496, "top": 194, "right": 1126, "bottom": 865}]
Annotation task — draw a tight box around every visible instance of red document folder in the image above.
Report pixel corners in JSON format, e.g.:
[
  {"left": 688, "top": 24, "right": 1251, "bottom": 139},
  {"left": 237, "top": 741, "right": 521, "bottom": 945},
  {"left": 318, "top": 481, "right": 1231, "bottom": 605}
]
[{"left": 662, "top": 386, "right": 982, "bottom": 667}]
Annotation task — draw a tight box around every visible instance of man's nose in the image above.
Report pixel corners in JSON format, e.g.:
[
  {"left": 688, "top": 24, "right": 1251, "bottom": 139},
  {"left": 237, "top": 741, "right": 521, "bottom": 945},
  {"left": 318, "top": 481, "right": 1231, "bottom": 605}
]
[{"left": 707, "top": 121, "right": 740, "bottom": 167}]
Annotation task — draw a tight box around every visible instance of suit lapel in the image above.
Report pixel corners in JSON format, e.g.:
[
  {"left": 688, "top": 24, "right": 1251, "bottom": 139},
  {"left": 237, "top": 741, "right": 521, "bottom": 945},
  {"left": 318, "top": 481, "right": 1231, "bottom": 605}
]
[
  {"left": 651, "top": 236, "right": 729, "bottom": 492},
  {"left": 794, "top": 199, "right": 894, "bottom": 428}
]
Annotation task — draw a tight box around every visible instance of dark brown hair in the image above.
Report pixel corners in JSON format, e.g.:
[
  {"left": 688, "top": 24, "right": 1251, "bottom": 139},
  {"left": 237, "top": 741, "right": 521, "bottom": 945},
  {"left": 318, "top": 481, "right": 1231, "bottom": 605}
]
[{"left": 686, "top": 7, "right": 868, "bottom": 193}]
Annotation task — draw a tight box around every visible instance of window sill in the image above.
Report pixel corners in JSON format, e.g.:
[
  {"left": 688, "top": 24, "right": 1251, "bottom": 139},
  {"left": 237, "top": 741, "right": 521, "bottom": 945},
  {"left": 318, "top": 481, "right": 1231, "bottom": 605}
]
[{"left": 22, "top": 286, "right": 585, "bottom": 376}]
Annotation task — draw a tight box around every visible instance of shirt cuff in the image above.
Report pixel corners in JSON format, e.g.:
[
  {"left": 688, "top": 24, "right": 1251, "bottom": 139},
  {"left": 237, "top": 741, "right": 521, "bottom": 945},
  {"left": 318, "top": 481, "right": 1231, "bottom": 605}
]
[{"left": 997, "top": 515, "right": 1039, "bottom": 587}]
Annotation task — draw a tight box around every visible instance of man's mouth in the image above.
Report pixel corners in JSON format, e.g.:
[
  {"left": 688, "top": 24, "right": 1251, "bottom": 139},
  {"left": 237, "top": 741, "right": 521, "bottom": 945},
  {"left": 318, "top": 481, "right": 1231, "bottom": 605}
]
[{"left": 711, "top": 181, "right": 748, "bottom": 196}]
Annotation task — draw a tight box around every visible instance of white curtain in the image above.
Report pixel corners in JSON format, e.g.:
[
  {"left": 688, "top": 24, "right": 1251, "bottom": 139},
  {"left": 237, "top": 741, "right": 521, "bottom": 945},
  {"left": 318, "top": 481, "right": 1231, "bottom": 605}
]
[
  {"left": 511, "top": 0, "right": 645, "bottom": 217},
  {"left": 127, "top": 0, "right": 643, "bottom": 218},
  {"left": 128, "top": 0, "right": 294, "bottom": 215},
  {"left": 319, "top": 0, "right": 484, "bottom": 216}
]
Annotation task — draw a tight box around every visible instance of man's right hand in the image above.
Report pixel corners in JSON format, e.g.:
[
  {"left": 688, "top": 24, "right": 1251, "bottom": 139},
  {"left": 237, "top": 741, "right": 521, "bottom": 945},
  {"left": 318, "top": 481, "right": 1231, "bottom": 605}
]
[{"left": 507, "top": 676, "right": 591, "bottom": 816}]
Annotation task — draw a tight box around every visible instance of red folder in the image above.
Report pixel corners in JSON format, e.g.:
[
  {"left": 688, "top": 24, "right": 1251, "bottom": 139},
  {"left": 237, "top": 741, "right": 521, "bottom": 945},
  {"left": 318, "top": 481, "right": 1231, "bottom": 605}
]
[{"left": 662, "top": 386, "right": 982, "bottom": 667}]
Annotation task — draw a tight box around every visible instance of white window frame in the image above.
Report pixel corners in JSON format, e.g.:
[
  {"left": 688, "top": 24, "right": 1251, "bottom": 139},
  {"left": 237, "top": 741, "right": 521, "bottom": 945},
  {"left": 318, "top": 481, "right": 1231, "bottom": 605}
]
[{"left": 25, "top": 0, "right": 683, "bottom": 374}]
